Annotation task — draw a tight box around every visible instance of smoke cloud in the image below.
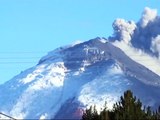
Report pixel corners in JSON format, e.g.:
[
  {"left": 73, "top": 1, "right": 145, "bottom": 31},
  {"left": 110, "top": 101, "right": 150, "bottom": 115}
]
[
  {"left": 112, "top": 19, "right": 136, "bottom": 44},
  {"left": 140, "top": 7, "right": 157, "bottom": 28},
  {"left": 111, "top": 7, "right": 160, "bottom": 58},
  {"left": 151, "top": 35, "right": 160, "bottom": 57}
]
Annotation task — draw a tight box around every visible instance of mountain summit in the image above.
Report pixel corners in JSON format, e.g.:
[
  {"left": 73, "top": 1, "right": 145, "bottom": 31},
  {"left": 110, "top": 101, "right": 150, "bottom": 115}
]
[
  {"left": 0, "top": 37, "right": 160, "bottom": 119},
  {"left": 1, "top": 7, "right": 160, "bottom": 119}
]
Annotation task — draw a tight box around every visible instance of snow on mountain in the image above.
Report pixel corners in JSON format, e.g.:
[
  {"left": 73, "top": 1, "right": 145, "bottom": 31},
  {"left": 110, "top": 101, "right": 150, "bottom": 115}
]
[
  {"left": 0, "top": 37, "right": 160, "bottom": 119},
  {"left": 0, "top": 7, "right": 160, "bottom": 119},
  {"left": 0, "top": 61, "right": 67, "bottom": 118}
]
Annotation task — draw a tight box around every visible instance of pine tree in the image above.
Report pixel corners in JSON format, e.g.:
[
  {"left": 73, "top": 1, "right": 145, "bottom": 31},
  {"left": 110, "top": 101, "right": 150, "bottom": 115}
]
[
  {"left": 82, "top": 106, "right": 93, "bottom": 120},
  {"left": 82, "top": 105, "right": 100, "bottom": 120},
  {"left": 81, "top": 90, "right": 159, "bottom": 120},
  {"left": 113, "top": 90, "right": 146, "bottom": 120},
  {"left": 100, "top": 102, "right": 110, "bottom": 120}
]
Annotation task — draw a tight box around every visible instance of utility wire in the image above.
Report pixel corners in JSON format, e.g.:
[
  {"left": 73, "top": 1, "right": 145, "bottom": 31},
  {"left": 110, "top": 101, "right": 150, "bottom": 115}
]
[
  {"left": 0, "top": 62, "right": 37, "bottom": 64},
  {"left": 0, "top": 49, "right": 159, "bottom": 66},
  {"left": 0, "top": 112, "right": 16, "bottom": 120},
  {"left": 0, "top": 58, "right": 156, "bottom": 61},
  {"left": 0, "top": 51, "right": 47, "bottom": 53},
  {"left": 0, "top": 57, "right": 41, "bottom": 59}
]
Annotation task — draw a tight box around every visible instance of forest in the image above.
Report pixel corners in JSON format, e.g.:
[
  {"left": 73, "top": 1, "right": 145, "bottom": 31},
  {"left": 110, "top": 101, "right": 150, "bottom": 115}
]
[{"left": 82, "top": 90, "right": 160, "bottom": 120}]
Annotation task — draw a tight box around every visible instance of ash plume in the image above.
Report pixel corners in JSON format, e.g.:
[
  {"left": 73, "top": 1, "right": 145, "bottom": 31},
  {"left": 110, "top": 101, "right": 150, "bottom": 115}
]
[{"left": 111, "top": 7, "right": 160, "bottom": 58}]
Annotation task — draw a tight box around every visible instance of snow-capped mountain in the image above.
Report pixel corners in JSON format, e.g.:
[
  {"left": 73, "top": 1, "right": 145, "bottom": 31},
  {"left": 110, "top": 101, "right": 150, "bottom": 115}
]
[
  {"left": 0, "top": 7, "right": 160, "bottom": 119},
  {"left": 0, "top": 37, "right": 160, "bottom": 119}
]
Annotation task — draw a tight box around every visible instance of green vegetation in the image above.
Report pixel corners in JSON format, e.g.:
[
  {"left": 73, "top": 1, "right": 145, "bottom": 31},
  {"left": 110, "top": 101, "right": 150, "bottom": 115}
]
[{"left": 82, "top": 90, "right": 160, "bottom": 120}]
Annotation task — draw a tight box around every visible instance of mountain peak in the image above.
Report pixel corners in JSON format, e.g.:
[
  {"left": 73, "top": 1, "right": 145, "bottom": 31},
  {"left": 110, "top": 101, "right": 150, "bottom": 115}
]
[{"left": 0, "top": 37, "right": 160, "bottom": 119}]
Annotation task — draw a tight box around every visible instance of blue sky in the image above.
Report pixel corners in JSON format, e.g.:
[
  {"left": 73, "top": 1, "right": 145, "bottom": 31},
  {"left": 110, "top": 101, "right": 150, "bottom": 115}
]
[{"left": 0, "top": 0, "right": 159, "bottom": 84}]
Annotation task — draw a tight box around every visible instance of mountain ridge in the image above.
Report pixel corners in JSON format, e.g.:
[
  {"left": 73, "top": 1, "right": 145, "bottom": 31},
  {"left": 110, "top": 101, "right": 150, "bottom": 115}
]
[
  {"left": 0, "top": 37, "right": 160, "bottom": 119},
  {"left": 1, "top": 7, "right": 160, "bottom": 119}
]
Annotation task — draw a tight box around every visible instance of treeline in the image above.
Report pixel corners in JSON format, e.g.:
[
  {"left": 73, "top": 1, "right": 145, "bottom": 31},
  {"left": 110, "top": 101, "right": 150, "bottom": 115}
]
[{"left": 82, "top": 90, "right": 160, "bottom": 120}]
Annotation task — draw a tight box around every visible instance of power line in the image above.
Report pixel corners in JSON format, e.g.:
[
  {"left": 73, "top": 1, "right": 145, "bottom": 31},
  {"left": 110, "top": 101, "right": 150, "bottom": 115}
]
[
  {"left": 0, "top": 57, "right": 41, "bottom": 59},
  {"left": 0, "top": 112, "right": 16, "bottom": 120},
  {"left": 0, "top": 60, "right": 158, "bottom": 66},
  {"left": 0, "top": 58, "right": 157, "bottom": 62},
  {"left": 0, "top": 51, "right": 47, "bottom": 54},
  {"left": 0, "top": 62, "right": 37, "bottom": 64},
  {"left": 0, "top": 49, "right": 159, "bottom": 66}
]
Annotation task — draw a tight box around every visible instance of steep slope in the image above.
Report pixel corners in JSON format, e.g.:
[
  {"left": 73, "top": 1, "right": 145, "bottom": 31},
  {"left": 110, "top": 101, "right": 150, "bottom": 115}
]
[{"left": 0, "top": 37, "right": 160, "bottom": 119}]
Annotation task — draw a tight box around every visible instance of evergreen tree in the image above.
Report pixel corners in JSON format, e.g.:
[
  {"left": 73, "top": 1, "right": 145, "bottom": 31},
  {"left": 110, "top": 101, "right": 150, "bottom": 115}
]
[
  {"left": 157, "top": 106, "right": 160, "bottom": 119},
  {"left": 82, "top": 106, "right": 93, "bottom": 120},
  {"left": 81, "top": 90, "right": 159, "bottom": 120},
  {"left": 82, "top": 105, "right": 100, "bottom": 120},
  {"left": 113, "top": 90, "right": 146, "bottom": 120},
  {"left": 100, "top": 102, "right": 110, "bottom": 120}
]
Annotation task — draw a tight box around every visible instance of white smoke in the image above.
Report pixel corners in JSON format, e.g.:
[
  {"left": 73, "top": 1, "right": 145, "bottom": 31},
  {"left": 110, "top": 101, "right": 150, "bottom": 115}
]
[
  {"left": 140, "top": 7, "right": 157, "bottom": 27},
  {"left": 111, "top": 7, "right": 160, "bottom": 58},
  {"left": 111, "top": 7, "right": 160, "bottom": 77},
  {"left": 151, "top": 35, "right": 160, "bottom": 57},
  {"left": 113, "top": 40, "right": 160, "bottom": 76},
  {"left": 112, "top": 19, "right": 136, "bottom": 44}
]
